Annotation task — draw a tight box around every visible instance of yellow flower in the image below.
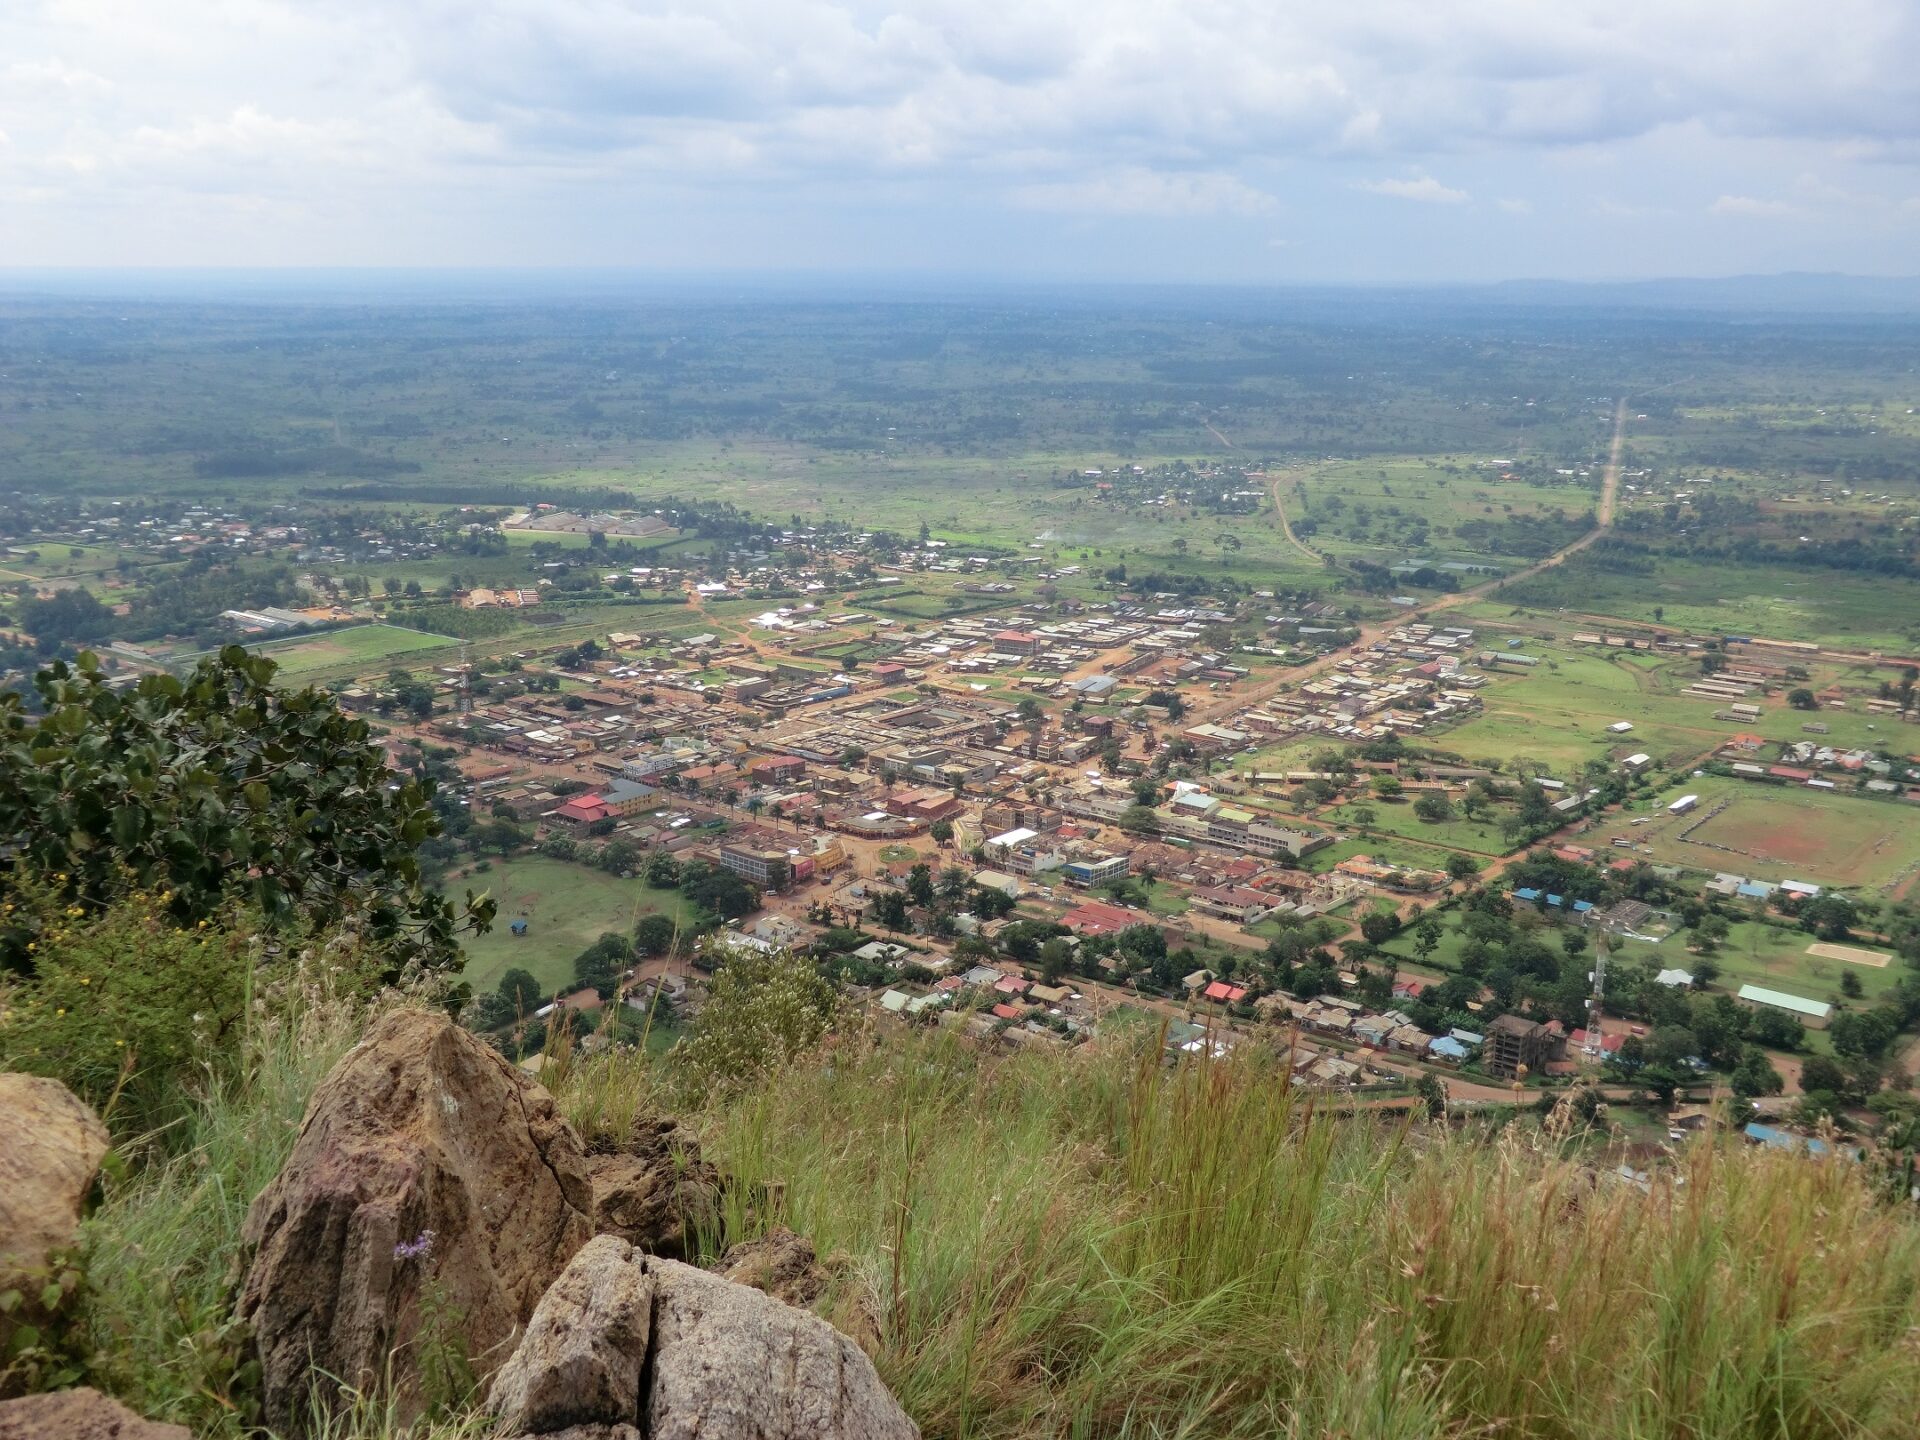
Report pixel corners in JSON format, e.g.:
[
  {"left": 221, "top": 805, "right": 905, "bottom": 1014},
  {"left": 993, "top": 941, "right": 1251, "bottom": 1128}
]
[
  {"left": 114, "top": 1039, "right": 125, "bottom": 1047},
  {"left": 79, "top": 977, "right": 90, "bottom": 986},
  {"left": 55, "top": 1008, "right": 65, "bottom": 1017}
]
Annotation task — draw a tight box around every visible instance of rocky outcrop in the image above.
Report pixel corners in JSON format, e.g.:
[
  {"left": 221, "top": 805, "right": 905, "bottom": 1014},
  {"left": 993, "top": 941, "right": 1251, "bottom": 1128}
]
[
  {"left": 0, "top": 1075, "right": 110, "bottom": 1379},
  {"left": 584, "top": 1118, "right": 722, "bottom": 1260},
  {"left": 238, "top": 1009, "right": 595, "bottom": 1434},
  {"left": 489, "top": 1235, "right": 918, "bottom": 1440},
  {"left": 713, "top": 1225, "right": 832, "bottom": 1310},
  {"left": 0, "top": 1388, "right": 190, "bottom": 1440}
]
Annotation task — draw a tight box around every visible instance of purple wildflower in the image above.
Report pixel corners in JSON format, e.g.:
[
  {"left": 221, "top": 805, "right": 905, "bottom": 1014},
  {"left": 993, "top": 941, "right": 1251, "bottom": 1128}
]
[{"left": 393, "top": 1229, "right": 436, "bottom": 1262}]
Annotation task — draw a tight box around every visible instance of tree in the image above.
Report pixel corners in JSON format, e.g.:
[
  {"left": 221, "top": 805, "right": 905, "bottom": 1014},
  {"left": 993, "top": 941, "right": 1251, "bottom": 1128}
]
[
  {"left": 1446, "top": 854, "right": 1481, "bottom": 882},
  {"left": 929, "top": 819, "right": 954, "bottom": 847},
  {"left": 634, "top": 912, "right": 680, "bottom": 957},
  {"left": 0, "top": 649, "right": 490, "bottom": 980},
  {"left": 906, "top": 863, "right": 935, "bottom": 908},
  {"left": 573, "top": 932, "right": 633, "bottom": 997},
  {"left": 1831, "top": 1007, "right": 1900, "bottom": 1061},
  {"left": 1730, "top": 1047, "right": 1784, "bottom": 1098},
  {"left": 1800, "top": 1054, "right": 1851, "bottom": 1096},
  {"left": 1415, "top": 1072, "right": 1447, "bottom": 1120},
  {"left": 1360, "top": 911, "right": 1402, "bottom": 946},
  {"left": 497, "top": 967, "right": 545, "bottom": 1015},
  {"left": 1119, "top": 804, "right": 1162, "bottom": 835},
  {"left": 1413, "top": 794, "right": 1454, "bottom": 824},
  {"left": 1787, "top": 688, "right": 1818, "bottom": 711},
  {"left": 1413, "top": 917, "right": 1443, "bottom": 964},
  {"left": 645, "top": 851, "right": 682, "bottom": 888},
  {"left": 1371, "top": 775, "right": 1403, "bottom": 800}
]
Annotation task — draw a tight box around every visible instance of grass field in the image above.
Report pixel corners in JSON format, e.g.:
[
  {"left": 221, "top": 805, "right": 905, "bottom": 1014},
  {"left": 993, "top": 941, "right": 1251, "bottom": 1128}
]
[
  {"left": 1501, "top": 555, "right": 1920, "bottom": 652},
  {"left": 1703, "top": 919, "right": 1911, "bottom": 1013},
  {"left": 1324, "top": 799, "right": 1517, "bottom": 857},
  {"left": 446, "top": 856, "right": 699, "bottom": 995},
  {"left": 1580, "top": 776, "right": 1920, "bottom": 891},
  {"left": 241, "top": 622, "right": 461, "bottom": 677}
]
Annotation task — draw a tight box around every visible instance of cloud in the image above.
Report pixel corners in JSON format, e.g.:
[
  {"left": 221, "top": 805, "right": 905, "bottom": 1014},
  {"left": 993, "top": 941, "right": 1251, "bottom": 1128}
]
[
  {"left": 1356, "top": 174, "right": 1470, "bottom": 203},
  {"left": 0, "top": 0, "right": 1918, "bottom": 271},
  {"left": 1708, "top": 194, "right": 1804, "bottom": 218},
  {"left": 1012, "top": 167, "right": 1278, "bottom": 216}
]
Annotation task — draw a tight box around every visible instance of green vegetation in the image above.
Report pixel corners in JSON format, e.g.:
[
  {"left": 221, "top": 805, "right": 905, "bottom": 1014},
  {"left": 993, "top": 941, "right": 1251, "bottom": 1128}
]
[
  {"left": 60, "top": 997, "right": 1920, "bottom": 1440},
  {"left": 450, "top": 856, "right": 697, "bottom": 996}
]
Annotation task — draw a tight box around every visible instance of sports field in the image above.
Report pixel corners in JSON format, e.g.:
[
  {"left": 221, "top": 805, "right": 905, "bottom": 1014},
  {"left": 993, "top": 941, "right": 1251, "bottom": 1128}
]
[
  {"left": 448, "top": 856, "right": 698, "bottom": 996},
  {"left": 249, "top": 623, "right": 461, "bottom": 677},
  {"left": 1585, "top": 777, "right": 1920, "bottom": 891}
]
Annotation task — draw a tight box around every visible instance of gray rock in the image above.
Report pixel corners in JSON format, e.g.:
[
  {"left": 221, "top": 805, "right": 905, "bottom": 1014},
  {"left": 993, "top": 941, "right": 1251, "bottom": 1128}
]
[
  {"left": 0, "top": 1388, "right": 190, "bottom": 1440},
  {"left": 490, "top": 1235, "right": 917, "bottom": 1440},
  {"left": 238, "top": 1008, "right": 594, "bottom": 1434}
]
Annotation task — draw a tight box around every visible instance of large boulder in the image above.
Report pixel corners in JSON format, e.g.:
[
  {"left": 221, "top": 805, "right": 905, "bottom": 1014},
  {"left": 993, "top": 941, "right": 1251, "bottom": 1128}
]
[
  {"left": 238, "top": 1009, "right": 594, "bottom": 1433},
  {"left": 0, "top": 1388, "right": 189, "bottom": 1440},
  {"left": 0, "top": 1075, "right": 110, "bottom": 1380},
  {"left": 585, "top": 1117, "right": 722, "bottom": 1260},
  {"left": 488, "top": 1235, "right": 918, "bottom": 1440}
]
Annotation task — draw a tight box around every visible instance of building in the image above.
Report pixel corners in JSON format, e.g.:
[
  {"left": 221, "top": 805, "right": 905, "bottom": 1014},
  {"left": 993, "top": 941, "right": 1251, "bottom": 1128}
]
[
  {"left": 1485, "top": 1014, "right": 1554, "bottom": 1078},
  {"left": 715, "top": 845, "right": 793, "bottom": 890},
  {"left": 1736, "top": 983, "right": 1832, "bottom": 1028},
  {"left": 1059, "top": 854, "right": 1131, "bottom": 888},
  {"left": 746, "top": 753, "right": 807, "bottom": 784}
]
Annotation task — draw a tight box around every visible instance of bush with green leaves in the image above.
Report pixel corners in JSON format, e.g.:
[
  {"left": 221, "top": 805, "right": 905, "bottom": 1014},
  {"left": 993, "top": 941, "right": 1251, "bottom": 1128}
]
[
  {"left": 673, "top": 947, "right": 840, "bottom": 1093},
  {"left": 0, "top": 648, "right": 493, "bottom": 980}
]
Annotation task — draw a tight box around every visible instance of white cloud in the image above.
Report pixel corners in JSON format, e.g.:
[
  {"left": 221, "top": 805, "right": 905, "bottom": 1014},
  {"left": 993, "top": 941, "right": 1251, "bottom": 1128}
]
[
  {"left": 0, "top": 0, "right": 1918, "bottom": 270},
  {"left": 1012, "top": 167, "right": 1278, "bottom": 216},
  {"left": 1709, "top": 194, "right": 1804, "bottom": 218},
  {"left": 1356, "top": 175, "right": 1470, "bottom": 203}
]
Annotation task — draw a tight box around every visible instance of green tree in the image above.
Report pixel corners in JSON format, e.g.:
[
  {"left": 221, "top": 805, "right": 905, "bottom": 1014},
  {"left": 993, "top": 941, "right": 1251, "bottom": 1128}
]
[
  {"left": 634, "top": 912, "right": 680, "bottom": 957},
  {"left": 497, "top": 967, "right": 545, "bottom": 1014},
  {"left": 0, "top": 649, "right": 489, "bottom": 979}
]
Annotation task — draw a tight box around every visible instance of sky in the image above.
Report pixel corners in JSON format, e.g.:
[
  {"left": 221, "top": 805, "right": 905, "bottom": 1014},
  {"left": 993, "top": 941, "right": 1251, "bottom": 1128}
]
[{"left": 3, "top": 0, "right": 1919, "bottom": 283}]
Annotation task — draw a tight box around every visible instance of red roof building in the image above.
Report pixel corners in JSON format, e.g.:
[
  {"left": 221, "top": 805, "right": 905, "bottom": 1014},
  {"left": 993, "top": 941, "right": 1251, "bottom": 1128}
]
[
  {"left": 1203, "top": 980, "right": 1248, "bottom": 1003},
  {"left": 1061, "top": 901, "right": 1139, "bottom": 936}
]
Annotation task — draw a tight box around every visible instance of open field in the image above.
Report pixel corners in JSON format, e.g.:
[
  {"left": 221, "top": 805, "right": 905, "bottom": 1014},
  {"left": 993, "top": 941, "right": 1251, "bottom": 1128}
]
[
  {"left": 1501, "top": 555, "right": 1920, "bottom": 653},
  {"left": 1323, "top": 799, "right": 1516, "bottom": 856},
  {"left": 1580, "top": 776, "right": 1920, "bottom": 891},
  {"left": 230, "top": 622, "right": 460, "bottom": 677},
  {"left": 445, "top": 855, "right": 698, "bottom": 996},
  {"left": 1431, "top": 645, "right": 1724, "bottom": 774}
]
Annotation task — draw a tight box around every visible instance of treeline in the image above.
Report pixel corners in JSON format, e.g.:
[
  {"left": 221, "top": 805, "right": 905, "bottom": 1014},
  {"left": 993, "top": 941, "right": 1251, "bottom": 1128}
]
[{"left": 194, "top": 445, "right": 422, "bottom": 479}]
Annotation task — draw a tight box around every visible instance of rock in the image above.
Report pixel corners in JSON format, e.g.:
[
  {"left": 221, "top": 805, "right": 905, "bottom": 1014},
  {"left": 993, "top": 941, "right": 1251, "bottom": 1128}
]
[
  {"left": 713, "top": 1225, "right": 832, "bottom": 1310},
  {"left": 584, "top": 1118, "right": 722, "bottom": 1260},
  {"left": 0, "top": 1388, "right": 190, "bottom": 1440},
  {"left": 238, "top": 1009, "right": 594, "bottom": 1434},
  {"left": 489, "top": 1235, "right": 917, "bottom": 1440},
  {"left": 0, "top": 1075, "right": 110, "bottom": 1378}
]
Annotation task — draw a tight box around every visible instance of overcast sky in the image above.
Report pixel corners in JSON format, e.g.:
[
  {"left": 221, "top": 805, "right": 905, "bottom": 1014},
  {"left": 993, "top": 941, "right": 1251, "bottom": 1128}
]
[{"left": 3, "top": 0, "right": 1919, "bottom": 282}]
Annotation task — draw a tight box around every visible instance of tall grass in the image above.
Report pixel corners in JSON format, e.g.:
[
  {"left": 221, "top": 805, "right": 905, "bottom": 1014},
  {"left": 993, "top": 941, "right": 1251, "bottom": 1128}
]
[
  {"left": 64, "top": 998, "right": 1920, "bottom": 1439},
  {"left": 76, "top": 996, "right": 364, "bottom": 1436},
  {"left": 678, "top": 1030, "right": 1920, "bottom": 1439}
]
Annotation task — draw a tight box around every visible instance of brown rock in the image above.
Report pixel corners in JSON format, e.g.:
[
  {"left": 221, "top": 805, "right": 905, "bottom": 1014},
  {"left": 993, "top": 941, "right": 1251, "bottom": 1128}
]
[
  {"left": 0, "top": 1388, "right": 190, "bottom": 1440},
  {"left": 0, "top": 1075, "right": 110, "bottom": 1378},
  {"left": 585, "top": 1118, "right": 721, "bottom": 1260},
  {"left": 238, "top": 1009, "right": 594, "bottom": 1434},
  {"left": 489, "top": 1235, "right": 918, "bottom": 1440},
  {"left": 712, "top": 1225, "right": 831, "bottom": 1310}
]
